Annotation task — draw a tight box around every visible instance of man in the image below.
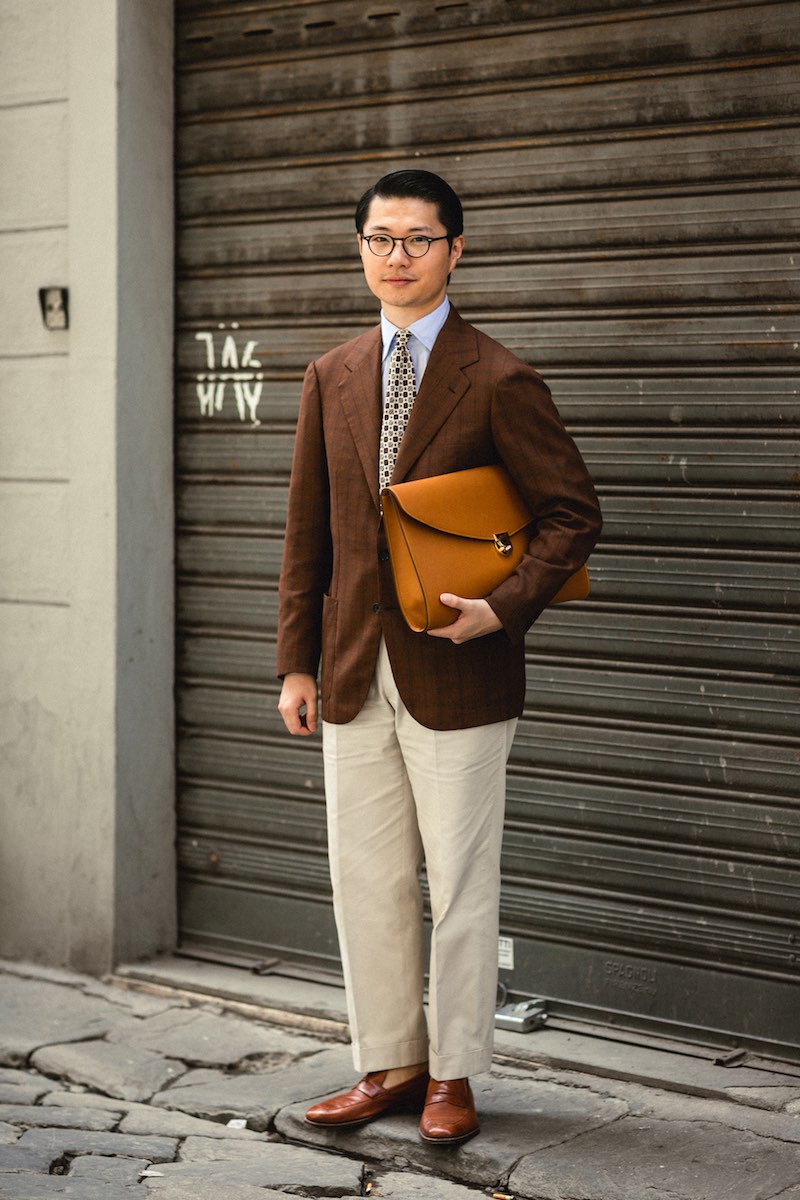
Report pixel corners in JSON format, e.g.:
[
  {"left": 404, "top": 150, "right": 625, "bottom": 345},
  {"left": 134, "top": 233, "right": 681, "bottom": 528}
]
[{"left": 277, "top": 170, "right": 601, "bottom": 1144}]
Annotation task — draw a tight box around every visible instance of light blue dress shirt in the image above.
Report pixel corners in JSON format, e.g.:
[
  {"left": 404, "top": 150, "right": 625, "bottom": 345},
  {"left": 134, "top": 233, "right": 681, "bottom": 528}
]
[{"left": 379, "top": 296, "right": 451, "bottom": 405}]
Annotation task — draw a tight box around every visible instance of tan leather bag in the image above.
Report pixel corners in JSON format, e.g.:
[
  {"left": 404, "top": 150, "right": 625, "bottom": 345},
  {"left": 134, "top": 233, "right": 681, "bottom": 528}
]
[{"left": 381, "top": 464, "right": 590, "bottom": 632}]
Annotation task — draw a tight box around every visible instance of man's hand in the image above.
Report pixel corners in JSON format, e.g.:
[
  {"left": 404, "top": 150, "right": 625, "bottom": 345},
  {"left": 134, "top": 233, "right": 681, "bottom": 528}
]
[
  {"left": 278, "top": 672, "right": 319, "bottom": 735},
  {"left": 427, "top": 595, "right": 503, "bottom": 644}
]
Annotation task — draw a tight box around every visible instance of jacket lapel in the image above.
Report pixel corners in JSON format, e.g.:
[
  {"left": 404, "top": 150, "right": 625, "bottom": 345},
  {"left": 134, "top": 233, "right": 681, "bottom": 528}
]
[
  {"left": 338, "top": 327, "right": 382, "bottom": 509},
  {"left": 391, "top": 308, "right": 479, "bottom": 483},
  {"left": 335, "top": 310, "right": 480, "bottom": 505}
]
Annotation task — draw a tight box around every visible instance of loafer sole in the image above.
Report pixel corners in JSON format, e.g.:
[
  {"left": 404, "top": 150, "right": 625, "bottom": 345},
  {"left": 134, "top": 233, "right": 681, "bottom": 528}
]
[
  {"left": 304, "top": 1113, "right": 374, "bottom": 1129},
  {"left": 419, "top": 1125, "right": 479, "bottom": 1146}
]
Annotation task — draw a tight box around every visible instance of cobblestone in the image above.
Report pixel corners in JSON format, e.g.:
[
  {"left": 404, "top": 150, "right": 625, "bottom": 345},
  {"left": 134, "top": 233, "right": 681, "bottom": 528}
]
[
  {"left": 507, "top": 1116, "right": 800, "bottom": 1200},
  {"left": 12, "top": 1126, "right": 178, "bottom": 1162},
  {"left": 0, "top": 1106, "right": 118, "bottom": 1132},
  {"left": 31, "top": 1041, "right": 186, "bottom": 1103},
  {"left": 106, "top": 1009, "right": 320, "bottom": 1069},
  {"left": 0, "top": 959, "right": 798, "bottom": 1200},
  {"left": 0, "top": 977, "right": 118, "bottom": 1067},
  {"left": 0, "top": 1089, "right": 48, "bottom": 1110}
]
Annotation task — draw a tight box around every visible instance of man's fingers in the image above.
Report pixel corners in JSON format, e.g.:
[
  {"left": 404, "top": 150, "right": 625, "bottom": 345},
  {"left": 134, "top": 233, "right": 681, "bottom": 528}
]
[
  {"left": 278, "top": 673, "right": 319, "bottom": 736},
  {"left": 427, "top": 595, "right": 503, "bottom": 643},
  {"left": 291, "top": 707, "right": 314, "bottom": 736},
  {"left": 280, "top": 703, "right": 309, "bottom": 736}
]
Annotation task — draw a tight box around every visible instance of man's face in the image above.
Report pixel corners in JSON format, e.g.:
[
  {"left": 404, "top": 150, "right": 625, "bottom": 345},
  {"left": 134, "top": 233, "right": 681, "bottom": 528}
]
[{"left": 358, "top": 195, "right": 463, "bottom": 325}]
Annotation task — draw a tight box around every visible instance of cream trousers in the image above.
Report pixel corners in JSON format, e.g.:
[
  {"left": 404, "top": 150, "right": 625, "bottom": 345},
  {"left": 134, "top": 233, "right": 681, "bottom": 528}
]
[{"left": 322, "top": 637, "right": 517, "bottom": 1080}]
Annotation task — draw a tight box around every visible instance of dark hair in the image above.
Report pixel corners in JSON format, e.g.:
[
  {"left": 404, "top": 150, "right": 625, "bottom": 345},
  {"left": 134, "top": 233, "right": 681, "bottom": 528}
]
[{"left": 354, "top": 170, "right": 464, "bottom": 242}]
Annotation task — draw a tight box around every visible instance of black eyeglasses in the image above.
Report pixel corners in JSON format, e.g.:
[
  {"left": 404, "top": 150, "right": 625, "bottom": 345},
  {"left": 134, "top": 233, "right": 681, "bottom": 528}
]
[{"left": 362, "top": 234, "right": 451, "bottom": 258}]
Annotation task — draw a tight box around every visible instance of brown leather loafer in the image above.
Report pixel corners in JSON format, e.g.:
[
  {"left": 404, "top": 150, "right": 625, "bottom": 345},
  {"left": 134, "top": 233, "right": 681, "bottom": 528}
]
[
  {"left": 305, "top": 1069, "right": 430, "bottom": 1128},
  {"left": 419, "top": 1077, "right": 479, "bottom": 1145}
]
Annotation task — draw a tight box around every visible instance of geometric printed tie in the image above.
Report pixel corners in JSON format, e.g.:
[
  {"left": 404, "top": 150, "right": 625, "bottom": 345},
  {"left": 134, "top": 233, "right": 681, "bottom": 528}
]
[{"left": 379, "top": 328, "right": 417, "bottom": 495}]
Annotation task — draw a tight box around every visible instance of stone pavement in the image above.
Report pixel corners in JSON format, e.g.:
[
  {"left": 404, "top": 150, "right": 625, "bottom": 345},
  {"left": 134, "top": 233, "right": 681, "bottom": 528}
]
[{"left": 1, "top": 959, "right": 800, "bottom": 1200}]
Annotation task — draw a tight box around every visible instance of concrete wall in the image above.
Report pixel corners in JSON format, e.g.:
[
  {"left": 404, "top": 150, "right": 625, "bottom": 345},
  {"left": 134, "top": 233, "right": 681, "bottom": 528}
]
[{"left": 0, "top": 0, "right": 175, "bottom": 972}]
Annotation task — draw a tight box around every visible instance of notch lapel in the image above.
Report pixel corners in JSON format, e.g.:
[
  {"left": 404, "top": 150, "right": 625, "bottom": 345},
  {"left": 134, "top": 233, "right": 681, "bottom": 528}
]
[
  {"left": 391, "top": 310, "right": 479, "bottom": 484},
  {"left": 338, "top": 327, "right": 382, "bottom": 509}
]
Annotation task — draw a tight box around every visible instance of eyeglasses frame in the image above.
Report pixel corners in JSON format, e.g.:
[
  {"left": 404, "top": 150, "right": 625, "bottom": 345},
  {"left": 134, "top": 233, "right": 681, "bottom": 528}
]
[{"left": 362, "top": 234, "right": 452, "bottom": 258}]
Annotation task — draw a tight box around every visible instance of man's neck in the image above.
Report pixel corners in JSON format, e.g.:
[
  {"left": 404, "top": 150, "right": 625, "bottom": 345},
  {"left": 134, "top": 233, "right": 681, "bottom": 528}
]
[
  {"left": 381, "top": 297, "right": 450, "bottom": 336},
  {"left": 381, "top": 296, "right": 447, "bottom": 329}
]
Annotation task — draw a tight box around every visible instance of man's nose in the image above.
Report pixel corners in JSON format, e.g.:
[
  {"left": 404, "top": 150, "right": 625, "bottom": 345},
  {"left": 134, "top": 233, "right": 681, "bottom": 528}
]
[{"left": 386, "top": 239, "right": 412, "bottom": 265}]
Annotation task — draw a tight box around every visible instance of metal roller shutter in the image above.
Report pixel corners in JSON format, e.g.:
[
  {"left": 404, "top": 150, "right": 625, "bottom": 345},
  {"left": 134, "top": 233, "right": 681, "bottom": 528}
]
[{"left": 175, "top": 0, "right": 800, "bottom": 1055}]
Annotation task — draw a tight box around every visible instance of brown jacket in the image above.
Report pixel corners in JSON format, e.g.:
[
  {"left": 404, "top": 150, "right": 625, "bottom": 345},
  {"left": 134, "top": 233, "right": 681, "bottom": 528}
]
[{"left": 276, "top": 307, "right": 602, "bottom": 730}]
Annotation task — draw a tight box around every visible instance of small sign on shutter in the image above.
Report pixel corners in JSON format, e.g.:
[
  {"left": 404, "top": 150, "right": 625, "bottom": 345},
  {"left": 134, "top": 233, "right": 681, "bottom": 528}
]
[{"left": 498, "top": 935, "right": 515, "bottom": 970}]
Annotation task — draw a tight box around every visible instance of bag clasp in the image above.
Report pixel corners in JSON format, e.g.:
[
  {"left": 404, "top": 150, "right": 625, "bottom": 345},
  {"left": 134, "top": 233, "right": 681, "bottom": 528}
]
[{"left": 493, "top": 532, "right": 513, "bottom": 556}]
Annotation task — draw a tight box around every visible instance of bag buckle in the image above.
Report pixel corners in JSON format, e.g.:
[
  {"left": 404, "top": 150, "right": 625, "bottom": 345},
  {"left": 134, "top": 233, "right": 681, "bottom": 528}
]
[{"left": 493, "top": 532, "right": 513, "bottom": 556}]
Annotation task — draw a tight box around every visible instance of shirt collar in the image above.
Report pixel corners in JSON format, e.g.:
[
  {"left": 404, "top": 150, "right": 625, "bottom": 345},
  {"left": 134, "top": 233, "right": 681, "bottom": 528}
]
[{"left": 380, "top": 296, "right": 451, "bottom": 361}]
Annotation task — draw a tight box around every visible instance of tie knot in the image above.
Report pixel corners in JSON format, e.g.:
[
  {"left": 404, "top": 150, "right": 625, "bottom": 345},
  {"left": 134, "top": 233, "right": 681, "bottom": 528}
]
[{"left": 395, "top": 328, "right": 410, "bottom": 348}]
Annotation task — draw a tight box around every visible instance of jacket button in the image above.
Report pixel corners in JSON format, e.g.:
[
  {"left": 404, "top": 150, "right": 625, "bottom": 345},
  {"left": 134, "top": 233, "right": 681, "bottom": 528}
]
[
  {"left": 378, "top": 549, "right": 390, "bottom": 562},
  {"left": 372, "top": 603, "right": 381, "bottom": 613}
]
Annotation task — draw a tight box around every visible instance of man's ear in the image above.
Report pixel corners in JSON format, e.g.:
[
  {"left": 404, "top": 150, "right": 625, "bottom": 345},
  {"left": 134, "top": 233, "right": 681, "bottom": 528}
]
[{"left": 448, "top": 235, "right": 465, "bottom": 275}]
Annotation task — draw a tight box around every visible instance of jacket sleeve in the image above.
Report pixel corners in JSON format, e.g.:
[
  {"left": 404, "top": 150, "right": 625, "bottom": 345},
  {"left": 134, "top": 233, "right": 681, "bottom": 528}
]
[
  {"left": 485, "top": 363, "right": 602, "bottom": 645},
  {"left": 276, "top": 362, "right": 332, "bottom": 678}
]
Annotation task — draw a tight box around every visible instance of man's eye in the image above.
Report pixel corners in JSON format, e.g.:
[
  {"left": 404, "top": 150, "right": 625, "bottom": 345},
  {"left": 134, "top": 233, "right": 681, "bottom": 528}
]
[
  {"left": 371, "top": 236, "right": 392, "bottom": 247},
  {"left": 407, "top": 237, "right": 429, "bottom": 247}
]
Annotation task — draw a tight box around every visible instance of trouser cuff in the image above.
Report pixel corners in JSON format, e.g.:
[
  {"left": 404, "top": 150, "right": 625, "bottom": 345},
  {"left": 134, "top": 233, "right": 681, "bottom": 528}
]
[
  {"left": 429, "top": 1044, "right": 494, "bottom": 1080},
  {"left": 354, "top": 1036, "right": 430, "bottom": 1073}
]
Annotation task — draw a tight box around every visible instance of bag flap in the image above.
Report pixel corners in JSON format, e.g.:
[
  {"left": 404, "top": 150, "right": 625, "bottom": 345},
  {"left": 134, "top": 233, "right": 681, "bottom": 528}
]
[{"left": 383, "top": 464, "right": 532, "bottom": 539}]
